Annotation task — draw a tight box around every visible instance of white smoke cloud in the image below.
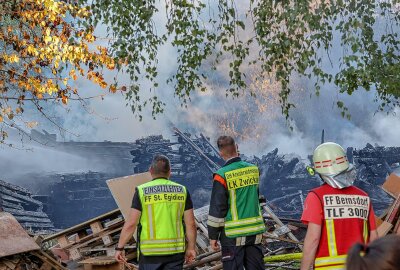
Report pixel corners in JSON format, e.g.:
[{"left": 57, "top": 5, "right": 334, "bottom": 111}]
[
  {"left": 0, "top": 138, "right": 102, "bottom": 180},
  {"left": 2, "top": 1, "right": 400, "bottom": 172}
]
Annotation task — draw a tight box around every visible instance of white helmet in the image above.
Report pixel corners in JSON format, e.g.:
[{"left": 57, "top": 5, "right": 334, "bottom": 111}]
[{"left": 312, "top": 142, "right": 356, "bottom": 189}]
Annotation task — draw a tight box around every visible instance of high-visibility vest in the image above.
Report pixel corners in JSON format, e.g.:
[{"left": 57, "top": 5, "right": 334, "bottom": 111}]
[
  {"left": 137, "top": 178, "right": 187, "bottom": 256},
  {"left": 215, "top": 161, "right": 265, "bottom": 238},
  {"left": 311, "top": 184, "right": 371, "bottom": 269}
]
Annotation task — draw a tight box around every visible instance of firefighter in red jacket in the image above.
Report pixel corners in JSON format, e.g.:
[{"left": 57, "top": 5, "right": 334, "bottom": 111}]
[{"left": 300, "top": 142, "right": 378, "bottom": 270}]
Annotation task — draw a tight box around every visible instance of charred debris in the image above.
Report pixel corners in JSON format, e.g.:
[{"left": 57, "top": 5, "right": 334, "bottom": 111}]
[
  {"left": 20, "top": 128, "right": 400, "bottom": 228},
  {"left": 1, "top": 129, "right": 400, "bottom": 268}
]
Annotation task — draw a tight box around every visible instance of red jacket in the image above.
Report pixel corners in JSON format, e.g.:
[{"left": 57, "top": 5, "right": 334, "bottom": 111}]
[{"left": 311, "top": 184, "right": 371, "bottom": 269}]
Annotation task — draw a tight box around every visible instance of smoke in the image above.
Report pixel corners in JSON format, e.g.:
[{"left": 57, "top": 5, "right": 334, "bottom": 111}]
[
  {"left": 0, "top": 135, "right": 104, "bottom": 181},
  {"left": 3, "top": 1, "right": 400, "bottom": 173}
]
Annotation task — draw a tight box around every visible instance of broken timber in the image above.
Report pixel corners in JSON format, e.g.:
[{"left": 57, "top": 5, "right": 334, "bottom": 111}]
[{"left": 0, "top": 212, "right": 66, "bottom": 270}]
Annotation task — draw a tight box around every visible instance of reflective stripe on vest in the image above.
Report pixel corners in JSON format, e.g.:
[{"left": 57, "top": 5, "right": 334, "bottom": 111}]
[
  {"left": 315, "top": 254, "right": 347, "bottom": 269},
  {"left": 146, "top": 204, "right": 155, "bottom": 239},
  {"left": 138, "top": 179, "right": 186, "bottom": 256},
  {"left": 140, "top": 245, "right": 185, "bottom": 254},
  {"left": 326, "top": 220, "right": 338, "bottom": 257},
  {"left": 363, "top": 220, "right": 368, "bottom": 243},
  {"left": 141, "top": 238, "right": 185, "bottom": 244},
  {"left": 229, "top": 189, "right": 239, "bottom": 220},
  {"left": 177, "top": 202, "right": 183, "bottom": 238},
  {"left": 140, "top": 238, "right": 186, "bottom": 254},
  {"left": 225, "top": 216, "right": 264, "bottom": 227},
  {"left": 225, "top": 224, "right": 266, "bottom": 237},
  {"left": 315, "top": 265, "right": 346, "bottom": 270}
]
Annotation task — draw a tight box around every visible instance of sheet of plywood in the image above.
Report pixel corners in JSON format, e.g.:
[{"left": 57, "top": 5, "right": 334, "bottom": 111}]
[
  {"left": 0, "top": 212, "right": 40, "bottom": 258},
  {"left": 106, "top": 172, "right": 152, "bottom": 219},
  {"left": 382, "top": 173, "right": 400, "bottom": 198},
  {"left": 377, "top": 221, "right": 393, "bottom": 237}
]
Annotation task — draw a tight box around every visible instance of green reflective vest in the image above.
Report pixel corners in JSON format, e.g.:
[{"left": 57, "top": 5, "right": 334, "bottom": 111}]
[
  {"left": 137, "top": 178, "right": 186, "bottom": 256},
  {"left": 215, "top": 161, "right": 266, "bottom": 238}
]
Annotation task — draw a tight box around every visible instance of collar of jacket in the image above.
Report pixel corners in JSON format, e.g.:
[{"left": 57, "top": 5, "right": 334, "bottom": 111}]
[
  {"left": 224, "top": 156, "right": 241, "bottom": 166},
  {"left": 151, "top": 177, "right": 169, "bottom": 181}
]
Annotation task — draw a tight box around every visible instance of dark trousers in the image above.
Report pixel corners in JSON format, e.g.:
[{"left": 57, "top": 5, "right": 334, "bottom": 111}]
[
  {"left": 221, "top": 244, "right": 264, "bottom": 270},
  {"left": 138, "top": 257, "right": 185, "bottom": 270}
]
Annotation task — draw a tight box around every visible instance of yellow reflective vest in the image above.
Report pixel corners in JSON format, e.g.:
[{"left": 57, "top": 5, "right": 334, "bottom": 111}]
[{"left": 137, "top": 178, "right": 187, "bottom": 256}]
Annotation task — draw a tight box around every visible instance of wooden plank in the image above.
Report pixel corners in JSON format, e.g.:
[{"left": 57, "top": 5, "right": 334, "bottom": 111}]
[
  {"left": 83, "top": 265, "right": 93, "bottom": 270},
  {"left": 67, "top": 226, "right": 124, "bottom": 257},
  {"left": 377, "top": 221, "right": 393, "bottom": 237},
  {"left": 196, "top": 234, "right": 209, "bottom": 251},
  {"left": 264, "top": 234, "right": 303, "bottom": 245},
  {"left": 80, "top": 245, "right": 136, "bottom": 253},
  {"left": 43, "top": 209, "right": 121, "bottom": 241},
  {"left": 0, "top": 263, "right": 8, "bottom": 270},
  {"left": 0, "top": 212, "right": 40, "bottom": 257},
  {"left": 394, "top": 218, "right": 400, "bottom": 234},
  {"left": 2, "top": 260, "right": 16, "bottom": 269},
  {"left": 262, "top": 205, "right": 302, "bottom": 250},
  {"left": 62, "top": 220, "right": 124, "bottom": 250},
  {"left": 385, "top": 194, "right": 400, "bottom": 223},
  {"left": 104, "top": 217, "right": 123, "bottom": 228},
  {"left": 195, "top": 220, "right": 208, "bottom": 238},
  {"left": 90, "top": 221, "right": 103, "bottom": 234},
  {"left": 39, "top": 263, "right": 52, "bottom": 270},
  {"left": 31, "top": 250, "right": 67, "bottom": 270},
  {"left": 106, "top": 249, "right": 116, "bottom": 257},
  {"left": 32, "top": 250, "right": 68, "bottom": 270},
  {"left": 57, "top": 235, "right": 69, "bottom": 248},
  {"left": 79, "top": 253, "right": 137, "bottom": 265},
  {"left": 382, "top": 173, "right": 400, "bottom": 198},
  {"left": 69, "top": 247, "right": 82, "bottom": 261},
  {"left": 183, "top": 252, "right": 221, "bottom": 269},
  {"left": 101, "top": 235, "right": 113, "bottom": 246}
]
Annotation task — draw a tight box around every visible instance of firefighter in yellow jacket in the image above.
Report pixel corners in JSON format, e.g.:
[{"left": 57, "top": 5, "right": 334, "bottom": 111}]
[{"left": 115, "top": 155, "right": 197, "bottom": 270}]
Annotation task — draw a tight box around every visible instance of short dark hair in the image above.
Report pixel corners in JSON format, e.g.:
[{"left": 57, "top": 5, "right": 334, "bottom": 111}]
[
  {"left": 150, "top": 154, "right": 171, "bottom": 175},
  {"left": 217, "top": 136, "right": 235, "bottom": 150}
]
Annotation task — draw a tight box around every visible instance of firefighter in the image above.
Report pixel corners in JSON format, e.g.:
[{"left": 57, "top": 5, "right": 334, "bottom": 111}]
[
  {"left": 207, "top": 136, "right": 266, "bottom": 270},
  {"left": 115, "top": 154, "right": 197, "bottom": 270},
  {"left": 300, "top": 142, "right": 378, "bottom": 270}
]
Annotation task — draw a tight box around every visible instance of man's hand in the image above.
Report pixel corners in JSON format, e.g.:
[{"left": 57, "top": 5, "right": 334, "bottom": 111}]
[
  {"left": 115, "top": 208, "right": 140, "bottom": 264},
  {"left": 185, "top": 248, "right": 196, "bottom": 263},
  {"left": 115, "top": 250, "right": 126, "bottom": 263},
  {"left": 210, "top": 239, "right": 220, "bottom": 251}
]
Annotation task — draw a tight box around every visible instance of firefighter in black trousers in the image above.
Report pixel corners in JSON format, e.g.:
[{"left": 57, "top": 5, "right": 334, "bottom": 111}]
[{"left": 207, "top": 136, "right": 265, "bottom": 270}]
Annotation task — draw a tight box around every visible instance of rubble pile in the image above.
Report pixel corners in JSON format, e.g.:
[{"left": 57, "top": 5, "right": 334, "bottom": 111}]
[
  {"left": 0, "top": 180, "right": 54, "bottom": 233},
  {"left": 10, "top": 130, "right": 400, "bottom": 229},
  {"left": 1, "top": 131, "right": 400, "bottom": 269},
  {"left": 33, "top": 173, "right": 306, "bottom": 269},
  {"left": 33, "top": 172, "right": 118, "bottom": 229},
  {"left": 38, "top": 204, "right": 305, "bottom": 269},
  {"left": 17, "top": 129, "right": 224, "bottom": 229},
  {"left": 0, "top": 212, "right": 65, "bottom": 270},
  {"left": 248, "top": 149, "right": 319, "bottom": 217},
  {"left": 131, "top": 129, "right": 224, "bottom": 207}
]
